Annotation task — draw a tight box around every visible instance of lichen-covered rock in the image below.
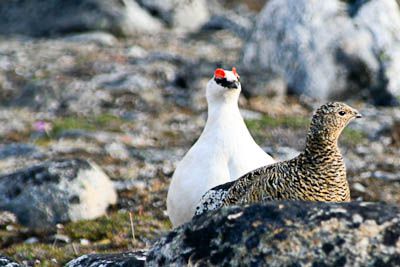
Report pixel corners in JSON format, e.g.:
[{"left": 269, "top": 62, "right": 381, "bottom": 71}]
[
  {"left": 0, "top": 0, "right": 163, "bottom": 37},
  {"left": 147, "top": 201, "right": 400, "bottom": 266},
  {"left": 242, "top": 0, "right": 400, "bottom": 106},
  {"left": 0, "top": 255, "right": 20, "bottom": 267},
  {"left": 66, "top": 251, "right": 147, "bottom": 267},
  {"left": 0, "top": 159, "right": 117, "bottom": 230}
]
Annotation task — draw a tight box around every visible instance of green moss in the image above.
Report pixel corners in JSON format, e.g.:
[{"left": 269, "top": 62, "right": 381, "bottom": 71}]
[
  {"left": 51, "top": 113, "right": 126, "bottom": 136},
  {"left": 245, "top": 115, "right": 309, "bottom": 132},
  {"left": 4, "top": 243, "right": 74, "bottom": 266},
  {"left": 33, "top": 137, "right": 52, "bottom": 147},
  {"left": 32, "top": 114, "right": 128, "bottom": 143},
  {"left": 64, "top": 212, "right": 129, "bottom": 241},
  {"left": 64, "top": 211, "right": 171, "bottom": 244},
  {"left": 3, "top": 210, "right": 171, "bottom": 266},
  {"left": 245, "top": 115, "right": 309, "bottom": 143}
]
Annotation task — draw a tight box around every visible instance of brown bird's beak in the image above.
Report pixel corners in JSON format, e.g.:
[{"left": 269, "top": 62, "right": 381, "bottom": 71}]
[
  {"left": 350, "top": 106, "right": 362, "bottom": 119},
  {"left": 354, "top": 111, "right": 362, "bottom": 119}
]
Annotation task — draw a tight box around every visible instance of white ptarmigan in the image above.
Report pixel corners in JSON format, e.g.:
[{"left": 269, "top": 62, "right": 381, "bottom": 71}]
[{"left": 167, "top": 67, "right": 275, "bottom": 227}]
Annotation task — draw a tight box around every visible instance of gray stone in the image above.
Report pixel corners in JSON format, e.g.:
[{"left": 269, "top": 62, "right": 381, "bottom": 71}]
[
  {"left": 0, "top": 0, "right": 163, "bottom": 37},
  {"left": 354, "top": 0, "right": 400, "bottom": 99},
  {"left": 0, "top": 159, "right": 117, "bottom": 230},
  {"left": 66, "top": 251, "right": 147, "bottom": 267},
  {"left": 0, "top": 143, "right": 40, "bottom": 160},
  {"left": 105, "top": 142, "right": 130, "bottom": 160},
  {"left": 242, "top": 0, "right": 400, "bottom": 106},
  {"left": 24, "top": 237, "right": 39, "bottom": 244},
  {"left": 147, "top": 201, "right": 400, "bottom": 266},
  {"left": 0, "top": 255, "right": 20, "bottom": 267},
  {"left": 93, "top": 71, "right": 156, "bottom": 94},
  {"left": 62, "top": 31, "right": 119, "bottom": 46},
  {"left": 0, "top": 109, "right": 30, "bottom": 137},
  {"left": 138, "top": 0, "right": 209, "bottom": 31},
  {"left": 201, "top": 12, "right": 253, "bottom": 39},
  {"left": 0, "top": 211, "right": 17, "bottom": 226}
]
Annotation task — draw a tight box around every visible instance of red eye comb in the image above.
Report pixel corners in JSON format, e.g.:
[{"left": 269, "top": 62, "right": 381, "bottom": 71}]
[
  {"left": 232, "top": 67, "right": 240, "bottom": 78},
  {"left": 214, "top": 68, "right": 225, "bottom": 79}
]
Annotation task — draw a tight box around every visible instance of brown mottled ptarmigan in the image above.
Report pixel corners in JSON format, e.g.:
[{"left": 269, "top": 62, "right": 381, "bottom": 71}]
[
  {"left": 195, "top": 102, "right": 362, "bottom": 216},
  {"left": 167, "top": 68, "right": 275, "bottom": 227}
]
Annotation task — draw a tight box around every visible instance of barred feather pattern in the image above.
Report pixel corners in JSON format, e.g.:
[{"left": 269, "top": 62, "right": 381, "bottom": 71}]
[{"left": 195, "top": 102, "right": 359, "bottom": 216}]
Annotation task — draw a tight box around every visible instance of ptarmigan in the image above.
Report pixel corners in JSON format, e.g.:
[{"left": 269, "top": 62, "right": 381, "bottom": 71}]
[
  {"left": 195, "top": 102, "right": 362, "bottom": 216},
  {"left": 167, "top": 67, "right": 275, "bottom": 227}
]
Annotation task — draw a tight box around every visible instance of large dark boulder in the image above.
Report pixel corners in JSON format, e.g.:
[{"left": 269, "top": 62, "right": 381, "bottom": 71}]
[
  {"left": 147, "top": 201, "right": 400, "bottom": 266},
  {"left": 0, "top": 159, "right": 117, "bottom": 230},
  {"left": 242, "top": 0, "right": 400, "bottom": 106},
  {"left": 0, "top": 0, "right": 163, "bottom": 37},
  {"left": 0, "top": 0, "right": 211, "bottom": 37}
]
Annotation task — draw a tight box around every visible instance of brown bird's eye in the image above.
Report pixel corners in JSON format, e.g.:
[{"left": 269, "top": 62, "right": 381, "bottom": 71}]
[{"left": 338, "top": 111, "right": 346, "bottom": 116}]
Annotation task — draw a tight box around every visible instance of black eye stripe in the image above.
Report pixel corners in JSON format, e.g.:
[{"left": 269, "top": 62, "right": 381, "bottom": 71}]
[{"left": 215, "top": 78, "right": 238, "bottom": 88}]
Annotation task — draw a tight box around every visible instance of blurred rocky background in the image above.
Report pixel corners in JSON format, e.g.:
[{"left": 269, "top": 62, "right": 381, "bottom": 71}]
[{"left": 0, "top": 0, "right": 399, "bottom": 266}]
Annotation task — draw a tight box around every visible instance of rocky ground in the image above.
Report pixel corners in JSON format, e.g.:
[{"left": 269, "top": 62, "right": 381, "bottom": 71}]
[
  {"left": 148, "top": 201, "right": 400, "bottom": 266},
  {"left": 0, "top": 1, "right": 399, "bottom": 266}
]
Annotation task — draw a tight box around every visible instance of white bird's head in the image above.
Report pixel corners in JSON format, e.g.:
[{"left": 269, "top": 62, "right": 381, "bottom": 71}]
[{"left": 206, "top": 67, "right": 241, "bottom": 104}]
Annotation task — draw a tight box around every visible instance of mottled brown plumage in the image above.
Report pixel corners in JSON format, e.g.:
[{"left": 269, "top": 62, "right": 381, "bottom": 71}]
[
  {"left": 222, "top": 102, "right": 361, "bottom": 206},
  {"left": 194, "top": 102, "right": 362, "bottom": 216}
]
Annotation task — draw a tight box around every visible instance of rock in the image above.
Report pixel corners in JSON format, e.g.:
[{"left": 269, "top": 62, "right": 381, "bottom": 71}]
[
  {"left": 62, "top": 31, "right": 119, "bottom": 46},
  {"left": 66, "top": 251, "right": 147, "bottom": 267},
  {"left": 0, "top": 109, "right": 30, "bottom": 138},
  {"left": 105, "top": 142, "right": 130, "bottom": 160},
  {"left": 0, "top": 159, "right": 117, "bottom": 230},
  {"left": 24, "top": 237, "right": 39, "bottom": 244},
  {"left": 113, "top": 179, "right": 147, "bottom": 192},
  {"left": 93, "top": 71, "right": 156, "bottom": 94},
  {"left": 51, "top": 234, "right": 71, "bottom": 244},
  {"left": 80, "top": 239, "right": 90, "bottom": 246},
  {"left": 242, "top": 0, "right": 400, "bottom": 106},
  {"left": 0, "top": 255, "right": 20, "bottom": 267},
  {"left": 201, "top": 13, "right": 253, "bottom": 39},
  {"left": 391, "top": 120, "right": 400, "bottom": 146},
  {"left": 0, "top": 143, "right": 41, "bottom": 160},
  {"left": 0, "top": 211, "right": 17, "bottom": 226},
  {"left": 0, "top": 0, "right": 163, "bottom": 37},
  {"left": 137, "top": 0, "right": 209, "bottom": 31},
  {"left": 200, "top": 0, "right": 258, "bottom": 39},
  {"left": 147, "top": 201, "right": 400, "bottom": 266},
  {"left": 354, "top": 0, "right": 400, "bottom": 99},
  {"left": 352, "top": 182, "right": 367, "bottom": 193}
]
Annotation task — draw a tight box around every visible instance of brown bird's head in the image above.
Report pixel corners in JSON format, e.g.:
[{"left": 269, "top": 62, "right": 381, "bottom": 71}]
[{"left": 308, "top": 102, "right": 362, "bottom": 143}]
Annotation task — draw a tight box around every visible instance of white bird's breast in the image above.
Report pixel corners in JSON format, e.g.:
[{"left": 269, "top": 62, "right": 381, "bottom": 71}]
[{"left": 167, "top": 105, "right": 275, "bottom": 227}]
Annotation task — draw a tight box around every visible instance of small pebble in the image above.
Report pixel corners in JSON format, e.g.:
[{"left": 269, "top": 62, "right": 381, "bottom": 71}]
[
  {"left": 352, "top": 183, "right": 367, "bottom": 193},
  {"left": 52, "top": 234, "right": 70, "bottom": 243},
  {"left": 80, "top": 239, "right": 90, "bottom": 246},
  {"left": 24, "top": 237, "right": 39, "bottom": 244}
]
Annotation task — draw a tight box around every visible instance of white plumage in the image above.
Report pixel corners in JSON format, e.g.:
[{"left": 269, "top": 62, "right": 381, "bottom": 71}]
[{"left": 166, "top": 68, "right": 275, "bottom": 227}]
